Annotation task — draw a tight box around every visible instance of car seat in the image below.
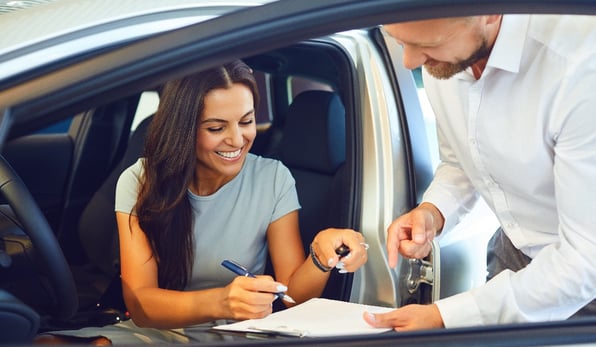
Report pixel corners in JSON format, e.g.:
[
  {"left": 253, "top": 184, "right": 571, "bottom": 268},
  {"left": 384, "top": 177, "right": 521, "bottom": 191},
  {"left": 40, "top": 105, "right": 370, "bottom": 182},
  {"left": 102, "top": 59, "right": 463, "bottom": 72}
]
[
  {"left": 47, "top": 115, "right": 155, "bottom": 330},
  {"left": 277, "top": 90, "right": 352, "bottom": 301}
]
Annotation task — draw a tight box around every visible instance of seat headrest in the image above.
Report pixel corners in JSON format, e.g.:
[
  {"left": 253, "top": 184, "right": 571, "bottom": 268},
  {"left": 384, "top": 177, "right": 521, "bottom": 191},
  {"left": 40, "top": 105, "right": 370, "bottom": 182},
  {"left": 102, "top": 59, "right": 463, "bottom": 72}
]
[{"left": 280, "top": 90, "right": 346, "bottom": 174}]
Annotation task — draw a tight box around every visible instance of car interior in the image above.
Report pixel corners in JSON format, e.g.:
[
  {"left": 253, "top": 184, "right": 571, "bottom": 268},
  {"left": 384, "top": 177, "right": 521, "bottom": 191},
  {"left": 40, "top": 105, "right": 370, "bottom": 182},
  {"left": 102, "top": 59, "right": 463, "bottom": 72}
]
[{"left": 0, "top": 37, "right": 360, "bottom": 337}]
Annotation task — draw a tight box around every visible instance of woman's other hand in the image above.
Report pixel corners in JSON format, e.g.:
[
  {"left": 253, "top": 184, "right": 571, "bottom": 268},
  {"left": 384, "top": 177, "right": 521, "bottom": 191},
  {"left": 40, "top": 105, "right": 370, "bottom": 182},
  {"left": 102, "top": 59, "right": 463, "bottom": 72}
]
[{"left": 311, "top": 228, "right": 368, "bottom": 273}]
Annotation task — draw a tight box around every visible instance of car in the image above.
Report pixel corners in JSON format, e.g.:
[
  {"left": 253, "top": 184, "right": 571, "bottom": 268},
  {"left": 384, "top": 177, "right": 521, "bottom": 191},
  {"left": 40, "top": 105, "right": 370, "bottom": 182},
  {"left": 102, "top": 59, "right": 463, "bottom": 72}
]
[{"left": 0, "top": 0, "right": 595, "bottom": 345}]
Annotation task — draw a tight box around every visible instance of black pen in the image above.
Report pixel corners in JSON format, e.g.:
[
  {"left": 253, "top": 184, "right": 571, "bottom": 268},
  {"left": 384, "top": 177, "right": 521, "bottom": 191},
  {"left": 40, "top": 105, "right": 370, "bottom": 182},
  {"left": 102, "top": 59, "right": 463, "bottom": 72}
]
[{"left": 221, "top": 259, "right": 296, "bottom": 304}]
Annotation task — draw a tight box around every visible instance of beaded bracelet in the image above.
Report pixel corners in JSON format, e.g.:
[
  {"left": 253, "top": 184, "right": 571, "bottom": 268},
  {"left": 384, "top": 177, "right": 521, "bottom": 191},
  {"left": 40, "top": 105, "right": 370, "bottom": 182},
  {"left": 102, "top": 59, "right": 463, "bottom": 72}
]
[{"left": 309, "top": 244, "right": 332, "bottom": 272}]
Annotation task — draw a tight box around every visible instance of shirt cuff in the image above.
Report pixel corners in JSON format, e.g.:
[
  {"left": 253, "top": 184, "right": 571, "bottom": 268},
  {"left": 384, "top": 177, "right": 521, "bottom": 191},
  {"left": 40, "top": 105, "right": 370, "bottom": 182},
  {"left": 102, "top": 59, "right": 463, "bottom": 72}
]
[
  {"left": 435, "top": 291, "right": 483, "bottom": 328},
  {"left": 421, "top": 191, "right": 460, "bottom": 233}
]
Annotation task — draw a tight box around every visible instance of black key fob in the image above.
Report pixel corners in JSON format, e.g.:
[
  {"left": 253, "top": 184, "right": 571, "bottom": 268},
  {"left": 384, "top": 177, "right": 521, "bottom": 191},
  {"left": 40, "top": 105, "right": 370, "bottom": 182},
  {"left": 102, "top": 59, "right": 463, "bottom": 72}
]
[{"left": 335, "top": 244, "right": 350, "bottom": 257}]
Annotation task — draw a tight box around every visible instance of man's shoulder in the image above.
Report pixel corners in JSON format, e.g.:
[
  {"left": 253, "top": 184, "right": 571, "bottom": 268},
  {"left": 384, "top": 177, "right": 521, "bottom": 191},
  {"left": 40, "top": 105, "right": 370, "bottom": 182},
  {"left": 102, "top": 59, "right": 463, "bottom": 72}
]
[
  {"left": 527, "top": 14, "right": 596, "bottom": 56},
  {"left": 528, "top": 14, "right": 595, "bottom": 32}
]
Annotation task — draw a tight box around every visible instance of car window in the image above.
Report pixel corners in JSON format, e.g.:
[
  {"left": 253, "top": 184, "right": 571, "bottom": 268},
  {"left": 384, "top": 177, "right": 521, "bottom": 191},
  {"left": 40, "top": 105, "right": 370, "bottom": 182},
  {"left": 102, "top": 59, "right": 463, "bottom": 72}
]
[
  {"left": 34, "top": 118, "right": 72, "bottom": 134},
  {"left": 130, "top": 70, "right": 275, "bottom": 133},
  {"left": 412, "top": 67, "right": 439, "bottom": 169},
  {"left": 132, "top": 91, "right": 159, "bottom": 132},
  {"left": 253, "top": 70, "right": 273, "bottom": 126},
  {"left": 130, "top": 72, "right": 336, "bottom": 135}
]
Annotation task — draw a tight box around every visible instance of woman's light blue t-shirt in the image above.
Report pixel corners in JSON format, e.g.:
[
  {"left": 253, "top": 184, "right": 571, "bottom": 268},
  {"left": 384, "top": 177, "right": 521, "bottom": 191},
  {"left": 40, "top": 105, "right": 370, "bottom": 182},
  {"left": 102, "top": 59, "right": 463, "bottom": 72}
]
[{"left": 115, "top": 153, "right": 301, "bottom": 290}]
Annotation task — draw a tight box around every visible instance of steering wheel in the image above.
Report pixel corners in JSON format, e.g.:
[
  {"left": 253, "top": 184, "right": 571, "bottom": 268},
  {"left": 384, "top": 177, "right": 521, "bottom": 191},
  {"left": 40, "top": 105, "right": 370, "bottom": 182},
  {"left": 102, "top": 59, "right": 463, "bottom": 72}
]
[{"left": 0, "top": 154, "right": 78, "bottom": 321}]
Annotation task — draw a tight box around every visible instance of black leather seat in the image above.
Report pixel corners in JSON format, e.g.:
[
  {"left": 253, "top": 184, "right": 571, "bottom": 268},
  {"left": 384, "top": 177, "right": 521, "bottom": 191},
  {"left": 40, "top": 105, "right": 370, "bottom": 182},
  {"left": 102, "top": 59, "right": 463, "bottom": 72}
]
[
  {"left": 278, "top": 90, "right": 352, "bottom": 300},
  {"left": 58, "top": 96, "right": 139, "bottom": 263},
  {"left": 35, "top": 115, "right": 151, "bottom": 332},
  {"left": 73, "top": 116, "right": 153, "bottom": 312}
]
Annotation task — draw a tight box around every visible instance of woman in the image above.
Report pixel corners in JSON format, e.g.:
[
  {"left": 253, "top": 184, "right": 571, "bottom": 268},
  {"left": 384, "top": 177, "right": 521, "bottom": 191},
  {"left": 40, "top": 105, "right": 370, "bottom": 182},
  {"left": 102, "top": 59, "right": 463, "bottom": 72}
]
[{"left": 36, "top": 60, "right": 367, "bottom": 344}]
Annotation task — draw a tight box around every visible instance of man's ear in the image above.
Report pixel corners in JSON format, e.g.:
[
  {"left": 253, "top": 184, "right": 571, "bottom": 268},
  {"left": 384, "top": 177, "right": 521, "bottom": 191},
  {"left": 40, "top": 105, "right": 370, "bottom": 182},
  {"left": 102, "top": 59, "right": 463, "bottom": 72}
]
[{"left": 485, "top": 14, "right": 503, "bottom": 25}]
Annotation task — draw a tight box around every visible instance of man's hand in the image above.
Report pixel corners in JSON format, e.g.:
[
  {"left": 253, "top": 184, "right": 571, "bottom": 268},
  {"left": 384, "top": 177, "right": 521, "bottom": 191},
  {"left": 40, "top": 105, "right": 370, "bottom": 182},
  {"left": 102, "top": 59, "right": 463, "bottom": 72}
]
[
  {"left": 386, "top": 202, "right": 444, "bottom": 268},
  {"left": 363, "top": 304, "right": 444, "bottom": 331}
]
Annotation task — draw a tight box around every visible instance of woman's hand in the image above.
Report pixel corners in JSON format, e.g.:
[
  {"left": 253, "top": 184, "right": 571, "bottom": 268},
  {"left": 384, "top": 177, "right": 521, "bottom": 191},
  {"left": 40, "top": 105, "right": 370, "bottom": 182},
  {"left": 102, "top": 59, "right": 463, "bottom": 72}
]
[
  {"left": 221, "top": 275, "right": 287, "bottom": 320},
  {"left": 310, "top": 228, "right": 368, "bottom": 273}
]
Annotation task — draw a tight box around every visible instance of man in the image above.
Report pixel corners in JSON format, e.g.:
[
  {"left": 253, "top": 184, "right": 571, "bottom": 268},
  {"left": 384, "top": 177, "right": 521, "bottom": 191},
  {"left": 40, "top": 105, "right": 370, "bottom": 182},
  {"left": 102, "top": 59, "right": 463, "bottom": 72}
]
[{"left": 364, "top": 15, "right": 596, "bottom": 330}]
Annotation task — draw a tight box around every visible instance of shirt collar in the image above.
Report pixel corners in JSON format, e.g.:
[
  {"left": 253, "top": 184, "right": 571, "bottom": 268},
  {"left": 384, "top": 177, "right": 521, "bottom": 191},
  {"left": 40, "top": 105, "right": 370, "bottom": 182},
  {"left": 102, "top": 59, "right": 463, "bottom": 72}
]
[
  {"left": 486, "top": 14, "right": 530, "bottom": 73},
  {"left": 456, "top": 14, "right": 529, "bottom": 80}
]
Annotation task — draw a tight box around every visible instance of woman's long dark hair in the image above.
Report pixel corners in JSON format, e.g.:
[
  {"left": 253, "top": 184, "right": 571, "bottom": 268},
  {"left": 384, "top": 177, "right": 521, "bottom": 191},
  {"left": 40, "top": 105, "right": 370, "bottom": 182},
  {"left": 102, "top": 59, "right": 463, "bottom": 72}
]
[{"left": 135, "top": 60, "right": 259, "bottom": 290}]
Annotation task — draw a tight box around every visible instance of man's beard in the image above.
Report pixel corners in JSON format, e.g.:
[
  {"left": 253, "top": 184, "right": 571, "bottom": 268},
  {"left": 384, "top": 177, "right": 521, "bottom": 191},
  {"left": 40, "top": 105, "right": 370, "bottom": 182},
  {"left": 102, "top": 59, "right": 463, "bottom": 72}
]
[{"left": 424, "top": 38, "right": 492, "bottom": 79}]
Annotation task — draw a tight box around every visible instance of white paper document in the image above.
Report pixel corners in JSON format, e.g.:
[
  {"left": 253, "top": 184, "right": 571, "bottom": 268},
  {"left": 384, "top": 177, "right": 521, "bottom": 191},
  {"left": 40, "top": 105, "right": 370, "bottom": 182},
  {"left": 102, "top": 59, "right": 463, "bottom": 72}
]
[{"left": 212, "top": 298, "right": 394, "bottom": 337}]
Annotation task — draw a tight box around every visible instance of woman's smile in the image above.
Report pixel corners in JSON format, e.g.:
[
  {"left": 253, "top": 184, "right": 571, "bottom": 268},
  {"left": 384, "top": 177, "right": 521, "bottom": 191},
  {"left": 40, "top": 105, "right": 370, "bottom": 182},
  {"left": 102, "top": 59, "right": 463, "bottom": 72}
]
[{"left": 215, "top": 147, "right": 244, "bottom": 160}]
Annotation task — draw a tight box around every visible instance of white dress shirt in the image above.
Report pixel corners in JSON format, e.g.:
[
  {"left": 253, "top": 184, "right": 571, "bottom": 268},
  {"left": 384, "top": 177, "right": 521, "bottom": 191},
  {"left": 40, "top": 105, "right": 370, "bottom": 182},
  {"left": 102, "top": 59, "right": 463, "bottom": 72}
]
[{"left": 422, "top": 14, "right": 596, "bottom": 327}]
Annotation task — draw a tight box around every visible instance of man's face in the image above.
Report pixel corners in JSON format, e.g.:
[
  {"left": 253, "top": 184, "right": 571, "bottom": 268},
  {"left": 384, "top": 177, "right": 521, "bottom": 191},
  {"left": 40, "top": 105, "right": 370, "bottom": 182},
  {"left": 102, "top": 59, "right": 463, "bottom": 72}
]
[{"left": 383, "top": 17, "right": 492, "bottom": 79}]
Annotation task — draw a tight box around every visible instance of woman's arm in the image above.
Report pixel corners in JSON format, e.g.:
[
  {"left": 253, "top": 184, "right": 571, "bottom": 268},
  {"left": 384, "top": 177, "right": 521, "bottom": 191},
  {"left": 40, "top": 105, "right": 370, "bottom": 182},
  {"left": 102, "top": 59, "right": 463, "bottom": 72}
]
[
  {"left": 117, "top": 212, "right": 286, "bottom": 329},
  {"left": 266, "top": 211, "right": 328, "bottom": 305},
  {"left": 267, "top": 211, "right": 368, "bottom": 306}
]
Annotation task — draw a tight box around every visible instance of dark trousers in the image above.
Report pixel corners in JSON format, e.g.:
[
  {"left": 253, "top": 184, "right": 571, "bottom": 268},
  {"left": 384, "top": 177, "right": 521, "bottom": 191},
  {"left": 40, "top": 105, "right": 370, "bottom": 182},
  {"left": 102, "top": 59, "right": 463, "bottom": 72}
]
[{"left": 486, "top": 228, "right": 596, "bottom": 318}]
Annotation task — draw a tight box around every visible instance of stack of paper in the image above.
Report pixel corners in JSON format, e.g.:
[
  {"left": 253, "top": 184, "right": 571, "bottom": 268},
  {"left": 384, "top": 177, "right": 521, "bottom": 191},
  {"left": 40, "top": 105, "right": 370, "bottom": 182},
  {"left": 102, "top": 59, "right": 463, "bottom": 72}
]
[{"left": 213, "top": 298, "right": 394, "bottom": 337}]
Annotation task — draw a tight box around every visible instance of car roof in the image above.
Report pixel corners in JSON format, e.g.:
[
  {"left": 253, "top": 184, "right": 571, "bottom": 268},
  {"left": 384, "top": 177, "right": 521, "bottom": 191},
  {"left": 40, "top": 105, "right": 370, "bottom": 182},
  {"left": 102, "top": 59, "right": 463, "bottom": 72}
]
[
  {"left": 0, "top": 0, "right": 273, "bottom": 48},
  {"left": 0, "top": 0, "right": 56, "bottom": 14},
  {"left": 0, "top": 0, "right": 273, "bottom": 80}
]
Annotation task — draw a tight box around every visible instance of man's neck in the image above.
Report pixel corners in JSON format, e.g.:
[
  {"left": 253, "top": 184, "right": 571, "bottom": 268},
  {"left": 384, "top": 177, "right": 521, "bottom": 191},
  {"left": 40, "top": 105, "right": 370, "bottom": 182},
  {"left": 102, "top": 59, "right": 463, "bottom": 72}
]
[
  {"left": 471, "top": 15, "right": 503, "bottom": 80},
  {"left": 471, "top": 58, "right": 488, "bottom": 79}
]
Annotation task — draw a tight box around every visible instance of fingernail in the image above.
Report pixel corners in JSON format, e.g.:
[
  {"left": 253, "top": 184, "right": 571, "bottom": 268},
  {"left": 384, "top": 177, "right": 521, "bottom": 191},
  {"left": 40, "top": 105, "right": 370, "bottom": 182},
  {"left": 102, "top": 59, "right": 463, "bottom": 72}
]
[
  {"left": 277, "top": 285, "right": 288, "bottom": 292},
  {"left": 335, "top": 261, "right": 345, "bottom": 269},
  {"left": 365, "top": 312, "right": 376, "bottom": 322},
  {"left": 328, "top": 258, "right": 335, "bottom": 267},
  {"left": 414, "top": 234, "right": 425, "bottom": 243}
]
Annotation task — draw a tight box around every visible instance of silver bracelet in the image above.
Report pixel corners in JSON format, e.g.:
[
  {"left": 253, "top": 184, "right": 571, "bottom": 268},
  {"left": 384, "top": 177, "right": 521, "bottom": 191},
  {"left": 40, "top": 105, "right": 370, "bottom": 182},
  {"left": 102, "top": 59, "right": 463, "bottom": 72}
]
[{"left": 309, "top": 244, "right": 332, "bottom": 272}]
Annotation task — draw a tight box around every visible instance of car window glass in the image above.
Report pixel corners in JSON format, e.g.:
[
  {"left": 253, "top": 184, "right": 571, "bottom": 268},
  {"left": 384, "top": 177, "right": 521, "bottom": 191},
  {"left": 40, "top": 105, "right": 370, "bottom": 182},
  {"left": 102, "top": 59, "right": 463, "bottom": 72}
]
[
  {"left": 131, "top": 70, "right": 274, "bottom": 133},
  {"left": 412, "top": 67, "right": 439, "bottom": 169},
  {"left": 132, "top": 91, "right": 159, "bottom": 132},
  {"left": 254, "top": 70, "right": 273, "bottom": 126},
  {"left": 35, "top": 118, "right": 72, "bottom": 134}
]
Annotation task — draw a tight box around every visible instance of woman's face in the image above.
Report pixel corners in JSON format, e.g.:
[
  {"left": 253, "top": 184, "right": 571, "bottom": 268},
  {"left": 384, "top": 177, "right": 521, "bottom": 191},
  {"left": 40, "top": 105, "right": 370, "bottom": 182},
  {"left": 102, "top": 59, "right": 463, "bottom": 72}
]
[{"left": 195, "top": 83, "right": 256, "bottom": 185}]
